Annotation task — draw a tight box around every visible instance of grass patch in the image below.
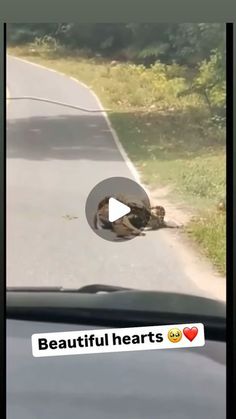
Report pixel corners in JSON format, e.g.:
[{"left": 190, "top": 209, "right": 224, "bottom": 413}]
[
  {"left": 187, "top": 211, "right": 226, "bottom": 274},
  {"left": 8, "top": 45, "right": 226, "bottom": 273}
]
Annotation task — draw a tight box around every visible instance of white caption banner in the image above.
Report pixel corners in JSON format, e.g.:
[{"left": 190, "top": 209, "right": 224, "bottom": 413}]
[{"left": 32, "top": 323, "right": 205, "bottom": 357}]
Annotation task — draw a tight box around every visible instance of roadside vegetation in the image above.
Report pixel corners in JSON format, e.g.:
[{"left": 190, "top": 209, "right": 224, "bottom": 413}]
[{"left": 7, "top": 24, "right": 226, "bottom": 273}]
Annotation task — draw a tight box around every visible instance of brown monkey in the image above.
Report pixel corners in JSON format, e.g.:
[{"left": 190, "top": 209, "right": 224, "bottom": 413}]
[
  {"left": 93, "top": 196, "right": 111, "bottom": 230},
  {"left": 112, "top": 216, "right": 145, "bottom": 238},
  {"left": 147, "top": 205, "right": 181, "bottom": 230},
  {"left": 93, "top": 196, "right": 181, "bottom": 237}
]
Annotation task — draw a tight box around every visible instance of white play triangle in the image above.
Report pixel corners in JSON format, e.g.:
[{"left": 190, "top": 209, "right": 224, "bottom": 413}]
[{"left": 108, "top": 197, "right": 131, "bottom": 222}]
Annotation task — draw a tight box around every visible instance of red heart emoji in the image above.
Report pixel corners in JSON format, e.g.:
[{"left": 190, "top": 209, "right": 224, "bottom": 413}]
[{"left": 183, "top": 327, "right": 198, "bottom": 342}]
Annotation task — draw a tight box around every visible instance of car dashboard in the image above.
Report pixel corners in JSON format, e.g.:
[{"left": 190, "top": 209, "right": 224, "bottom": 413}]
[{"left": 7, "top": 318, "right": 226, "bottom": 419}]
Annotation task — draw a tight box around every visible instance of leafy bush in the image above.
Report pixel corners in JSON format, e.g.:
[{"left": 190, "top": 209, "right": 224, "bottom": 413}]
[
  {"left": 7, "top": 23, "right": 58, "bottom": 45},
  {"left": 195, "top": 50, "right": 226, "bottom": 110},
  {"left": 178, "top": 50, "right": 226, "bottom": 122}
]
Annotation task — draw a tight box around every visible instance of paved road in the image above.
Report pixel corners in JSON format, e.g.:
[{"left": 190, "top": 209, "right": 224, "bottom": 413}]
[{"left": 7, "top": 55, "right": 208, "bottom": 295}]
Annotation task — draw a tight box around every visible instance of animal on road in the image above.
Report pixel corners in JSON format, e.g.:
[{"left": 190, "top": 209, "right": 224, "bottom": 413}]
[{"left": 93, "top": 195, "right": 182, "bottom": 238}]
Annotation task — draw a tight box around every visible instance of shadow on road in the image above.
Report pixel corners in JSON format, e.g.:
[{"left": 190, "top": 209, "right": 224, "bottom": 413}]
[
  {"left": 7, "top": 109, "right": 224, "bottom": 162},
  {"left": 7, "top": 114, "right": 124, "bottom": 162}
]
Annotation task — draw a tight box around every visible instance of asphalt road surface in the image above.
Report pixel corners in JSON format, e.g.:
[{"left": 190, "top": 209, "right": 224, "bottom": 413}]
[{"left": 7, "top": 55, "right": 211, "bottom": 296}]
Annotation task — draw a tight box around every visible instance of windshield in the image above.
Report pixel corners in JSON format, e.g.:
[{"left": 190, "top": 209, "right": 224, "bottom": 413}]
[
  {"left": 7, "top": 23, "right": 226, "bottom": 304},
  {"left": 6, "top": 23, "right": 227, "bottom": 419}
]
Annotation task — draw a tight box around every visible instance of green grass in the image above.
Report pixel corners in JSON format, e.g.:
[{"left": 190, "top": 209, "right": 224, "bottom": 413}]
[
  {"left": 187, "top": 211, "right": 226, "bottom": 274},
  {"left": 8, "top": 45, "right": 226, "bottom": 274}
]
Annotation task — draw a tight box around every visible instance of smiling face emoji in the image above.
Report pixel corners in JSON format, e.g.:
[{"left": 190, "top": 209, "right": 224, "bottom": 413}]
[{"left": 168, "top": 328, "right": 182, "bottom": 343}]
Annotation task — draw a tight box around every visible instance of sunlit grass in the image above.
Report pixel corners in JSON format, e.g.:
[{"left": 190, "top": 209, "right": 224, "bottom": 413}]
[{"left": 187, "top": 211, "right": 226, "bottom": 274}]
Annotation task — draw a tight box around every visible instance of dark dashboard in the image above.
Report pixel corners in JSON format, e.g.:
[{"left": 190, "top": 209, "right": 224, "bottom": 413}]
[{"left": 7, "top": 287, "right": 226, "bottom": 419}]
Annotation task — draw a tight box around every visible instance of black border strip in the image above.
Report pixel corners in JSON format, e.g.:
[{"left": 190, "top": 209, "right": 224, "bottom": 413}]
[
  {"left": 226, "top": 22, "right": 234, "bottom": 419},
  {"left": 0, "top": 22, "right": 6, "bottom": 419}
]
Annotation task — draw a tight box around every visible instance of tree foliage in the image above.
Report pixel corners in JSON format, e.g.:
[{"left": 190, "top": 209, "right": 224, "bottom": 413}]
[
  {"left": 7, "top": 23, "right": 225, "bottom": 65},
  {"left": 7, "top": 23, "right": 226, "bottom": 119}
]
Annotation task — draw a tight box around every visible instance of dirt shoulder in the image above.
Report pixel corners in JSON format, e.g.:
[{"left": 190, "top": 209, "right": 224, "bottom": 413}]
[{"left": 148, "top": 184, "right": 226, "bottom": 302}]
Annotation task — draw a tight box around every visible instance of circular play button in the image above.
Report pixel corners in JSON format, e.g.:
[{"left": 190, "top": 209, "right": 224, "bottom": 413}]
[{"left": 85, "top": 177, "right": 151, "bottom": 242}]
